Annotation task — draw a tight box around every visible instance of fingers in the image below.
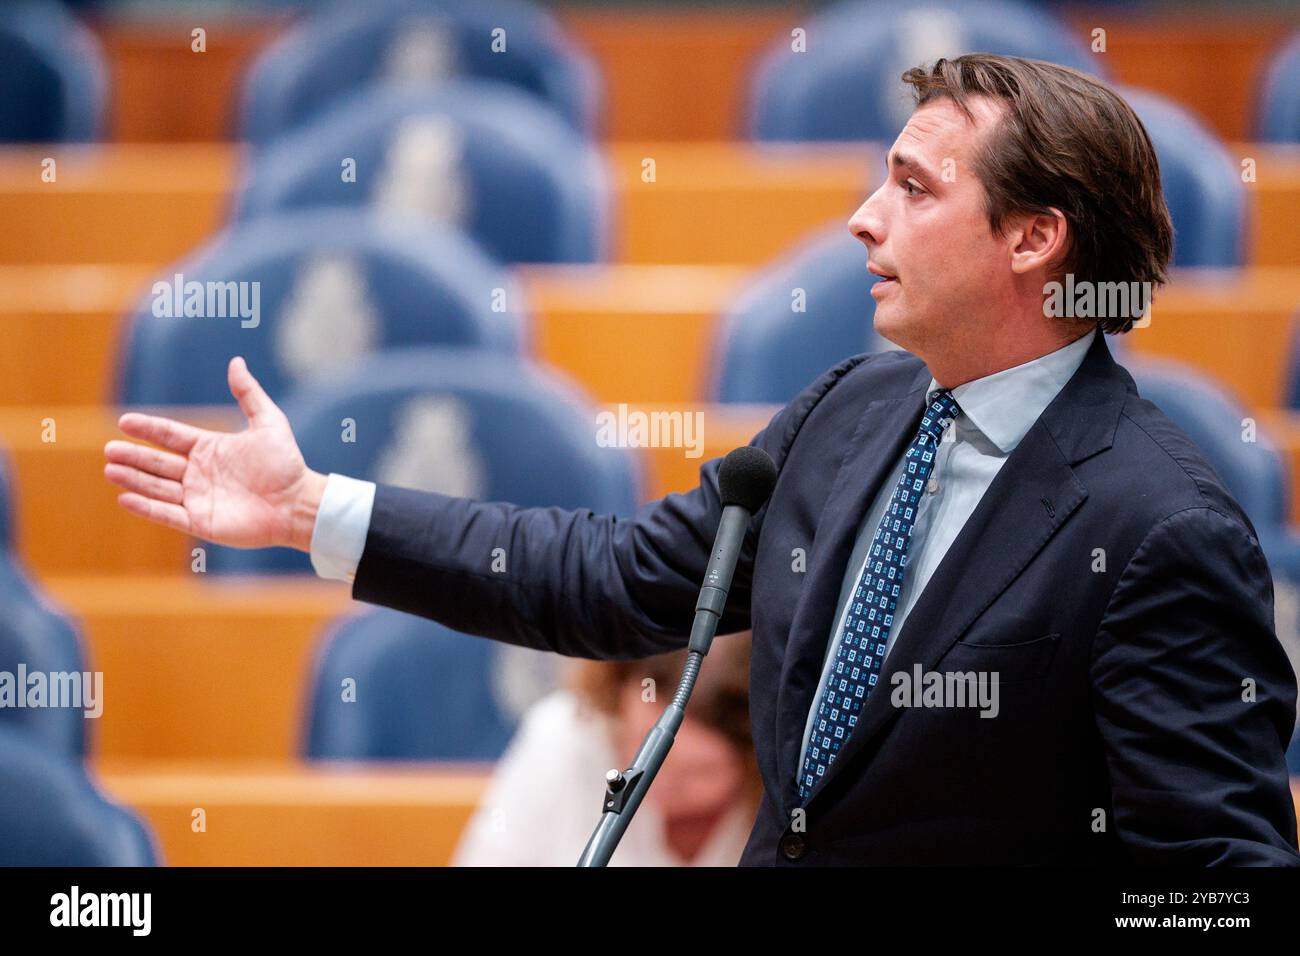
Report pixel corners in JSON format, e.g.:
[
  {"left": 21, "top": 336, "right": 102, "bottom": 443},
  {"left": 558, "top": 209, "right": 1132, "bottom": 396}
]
[
  {"left": 104, "top": 439, "right": 187, "bottom": 481},
  {"left": 115, "top": 492, "right": 191, "bottom": 534},
  {"left": 104, "top": 462, "right": 185, "bottom": 505},
  {"left": 118, "top": 412, "right": 202, "bottom": 454},
  {"left": 228, "top": 356, "right": 279, "bottom": 425}
]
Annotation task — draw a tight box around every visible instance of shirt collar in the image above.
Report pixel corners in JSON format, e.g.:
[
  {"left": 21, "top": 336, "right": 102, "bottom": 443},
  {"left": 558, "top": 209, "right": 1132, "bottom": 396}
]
[{"left": 925, "top": 329, "right": 1095, "bottom": 454}]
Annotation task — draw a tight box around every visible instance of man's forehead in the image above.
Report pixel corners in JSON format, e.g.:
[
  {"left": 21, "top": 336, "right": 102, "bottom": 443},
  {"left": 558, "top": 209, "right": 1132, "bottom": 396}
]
[{"left": 892, "top": 95, "right": 1004, "bottom": 162}]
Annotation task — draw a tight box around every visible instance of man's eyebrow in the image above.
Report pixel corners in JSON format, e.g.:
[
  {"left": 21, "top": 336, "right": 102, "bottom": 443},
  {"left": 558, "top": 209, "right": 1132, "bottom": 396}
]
[{"left": 886, "top": 150, "right": 937, "bottom": 181}]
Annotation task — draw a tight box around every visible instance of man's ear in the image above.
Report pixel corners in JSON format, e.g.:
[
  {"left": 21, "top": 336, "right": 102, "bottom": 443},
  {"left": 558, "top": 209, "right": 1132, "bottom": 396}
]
[{"left": 1008, "top": 208, "right": 1068, "bottom": 277}]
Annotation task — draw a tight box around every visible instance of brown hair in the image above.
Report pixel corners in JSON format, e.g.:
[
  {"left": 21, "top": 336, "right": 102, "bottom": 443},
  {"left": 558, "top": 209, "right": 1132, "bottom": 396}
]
[
  {"left": 901, "top": 53, "right": 1174, "bottom": 334},
  {"left": 569, "top": 632, "right": 754, "bottom": 760},
  {"left": 569, "top": 634, "right": 763, "bottom": 835}
]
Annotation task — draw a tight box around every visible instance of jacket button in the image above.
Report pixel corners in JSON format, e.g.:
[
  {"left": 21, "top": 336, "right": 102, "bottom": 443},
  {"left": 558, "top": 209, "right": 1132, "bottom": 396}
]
[{"left": 780, "top": 833, "right": 806, "bottom": 861}]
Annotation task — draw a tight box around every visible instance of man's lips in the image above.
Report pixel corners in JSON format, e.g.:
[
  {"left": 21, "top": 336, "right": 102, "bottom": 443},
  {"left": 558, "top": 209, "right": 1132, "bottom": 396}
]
[{"left": 867, "top": 263, "right": 898, "bottom": 287}]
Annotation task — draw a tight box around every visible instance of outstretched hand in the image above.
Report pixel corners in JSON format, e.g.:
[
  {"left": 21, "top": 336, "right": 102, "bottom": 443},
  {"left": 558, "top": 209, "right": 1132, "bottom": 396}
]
[{"left": 104, "top": 357, "right": 326, "bottom": 552}]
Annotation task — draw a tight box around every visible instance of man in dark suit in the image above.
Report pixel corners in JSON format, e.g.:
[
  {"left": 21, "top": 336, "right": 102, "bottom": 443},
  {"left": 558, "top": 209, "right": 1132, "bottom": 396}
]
[{"left": 106, "top": 54, "right": 1299, "bottom": 864}]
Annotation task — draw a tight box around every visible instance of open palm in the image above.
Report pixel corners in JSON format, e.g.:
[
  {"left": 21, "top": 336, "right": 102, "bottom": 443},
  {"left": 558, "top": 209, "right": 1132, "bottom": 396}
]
[{"left": 104, "top": 357, "right": 324, "bottom": 551}]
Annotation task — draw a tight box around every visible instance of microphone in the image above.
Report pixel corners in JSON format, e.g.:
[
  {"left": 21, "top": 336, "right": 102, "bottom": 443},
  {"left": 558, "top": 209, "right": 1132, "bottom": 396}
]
[
  {"left": 689, "top": 446, "right": 779, "bottom": 655},
  {"left": 577, "top": 446, "right": 777, "bottom": 867}
]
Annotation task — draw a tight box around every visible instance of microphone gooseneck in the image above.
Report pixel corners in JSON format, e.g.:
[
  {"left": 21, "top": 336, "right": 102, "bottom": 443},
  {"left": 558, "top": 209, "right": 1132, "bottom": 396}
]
[{"left": 577, "top": 447, "right": 777, "bottom": 867}]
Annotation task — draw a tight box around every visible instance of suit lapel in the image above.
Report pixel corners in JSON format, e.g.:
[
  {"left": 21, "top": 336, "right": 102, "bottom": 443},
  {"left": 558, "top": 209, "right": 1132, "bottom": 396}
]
[{"left": 781, "top": 329, "right": 1132, "bottom": 813}]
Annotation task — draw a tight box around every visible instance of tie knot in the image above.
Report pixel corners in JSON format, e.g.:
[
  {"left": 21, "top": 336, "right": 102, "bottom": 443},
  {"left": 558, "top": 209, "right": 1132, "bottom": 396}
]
[{"left": 919, "top": 389, "right": 961, "bottom": 443}]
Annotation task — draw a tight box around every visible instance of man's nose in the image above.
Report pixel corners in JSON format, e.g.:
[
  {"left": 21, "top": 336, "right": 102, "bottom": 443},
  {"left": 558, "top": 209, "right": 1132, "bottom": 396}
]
[{"left": 847, "top": 190, "right": 884, "bottom": 247}]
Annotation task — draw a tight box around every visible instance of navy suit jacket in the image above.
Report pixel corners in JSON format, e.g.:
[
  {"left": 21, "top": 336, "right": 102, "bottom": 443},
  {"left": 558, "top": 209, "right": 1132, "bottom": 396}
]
[{"left": 352, "top": 328, "right": 1300, "bottom": 865}]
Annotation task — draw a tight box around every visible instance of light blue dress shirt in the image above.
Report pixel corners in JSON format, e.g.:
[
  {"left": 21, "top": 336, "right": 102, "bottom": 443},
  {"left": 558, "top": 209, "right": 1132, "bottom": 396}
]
[{"left": 308, "top": 332, "right": 1096, "bottom": 785}]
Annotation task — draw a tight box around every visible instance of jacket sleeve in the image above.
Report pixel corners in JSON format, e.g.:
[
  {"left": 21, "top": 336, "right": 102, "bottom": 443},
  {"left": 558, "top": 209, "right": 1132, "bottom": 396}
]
[
  {"left": 350, "top": 355, "right": 870, "bottom": 660},
  {"left": 1090, "top": 505, "right": 1300, "bottom": 865}
]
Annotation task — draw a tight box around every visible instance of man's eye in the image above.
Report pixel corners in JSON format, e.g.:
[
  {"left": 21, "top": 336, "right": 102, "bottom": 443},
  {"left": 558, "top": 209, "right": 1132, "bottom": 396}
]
[{"left": 903, "top": 179, "right": 924, "bottom": 197}]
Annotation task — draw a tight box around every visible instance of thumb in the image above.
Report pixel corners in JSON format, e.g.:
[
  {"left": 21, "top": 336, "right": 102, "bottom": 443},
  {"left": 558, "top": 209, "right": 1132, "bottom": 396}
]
[{"left": 228, "top": 356, "right": 278, "bottom": 424}]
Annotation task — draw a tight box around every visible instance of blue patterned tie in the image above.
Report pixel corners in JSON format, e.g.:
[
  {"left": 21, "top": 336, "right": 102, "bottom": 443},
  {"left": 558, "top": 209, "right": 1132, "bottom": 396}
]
[{"left": 798, "top": 389, "right": 962, "bottom": 800}]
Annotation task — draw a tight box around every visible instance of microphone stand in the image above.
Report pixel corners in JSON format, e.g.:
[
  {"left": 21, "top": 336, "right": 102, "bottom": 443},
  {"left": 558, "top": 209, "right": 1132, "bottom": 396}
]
[{"left": 576, "top": 506, "right": 750, "bottom": 867}]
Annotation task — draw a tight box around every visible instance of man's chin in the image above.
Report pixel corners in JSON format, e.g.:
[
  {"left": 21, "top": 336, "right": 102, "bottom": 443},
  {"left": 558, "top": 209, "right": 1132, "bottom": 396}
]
[{"left": 872, "top": 308, "right": 912, "bottom": 351}]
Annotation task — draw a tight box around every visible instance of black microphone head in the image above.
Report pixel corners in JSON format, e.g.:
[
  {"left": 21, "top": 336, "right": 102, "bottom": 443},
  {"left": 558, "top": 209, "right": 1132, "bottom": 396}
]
[{"left": 718, "top": 446, "right": 778, "bottom": 512}]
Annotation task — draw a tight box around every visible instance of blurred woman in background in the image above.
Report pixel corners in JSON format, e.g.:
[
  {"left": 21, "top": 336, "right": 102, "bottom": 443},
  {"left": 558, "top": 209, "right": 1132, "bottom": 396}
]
[{"left": 454, "top": 633, "right": 760, "bottom": 866}]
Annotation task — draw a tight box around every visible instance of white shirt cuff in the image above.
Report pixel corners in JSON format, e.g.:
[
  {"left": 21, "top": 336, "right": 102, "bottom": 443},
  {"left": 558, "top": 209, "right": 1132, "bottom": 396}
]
[{"left": 309, "top": 473, "right": 377, "bottom": 584}]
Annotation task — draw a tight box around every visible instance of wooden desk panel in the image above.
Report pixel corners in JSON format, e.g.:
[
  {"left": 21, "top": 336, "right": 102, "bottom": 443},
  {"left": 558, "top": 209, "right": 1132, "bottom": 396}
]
[{"left": 96, "top": 761, "right": 488, "bottom": 866}]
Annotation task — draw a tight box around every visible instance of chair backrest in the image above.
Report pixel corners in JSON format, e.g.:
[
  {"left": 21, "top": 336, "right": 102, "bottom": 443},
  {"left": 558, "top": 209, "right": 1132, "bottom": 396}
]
[
  {"left": 1122, "top": 87, "right": 1246, "bottom": 267},
  {"left": 0, "top": 2, "right": 105, "bottom": 142},
  {"left": 0, "top": 560, "right": 88, "bottom": 756},
  {"left": 1257, "top": 30, "right": 1300, "bottom": 143},
  {"left": 749, "top": 0, "right": 1101, "bottom": 142},
  {"left": 304, "top": 607, "right": 560, "bottom": 760},
  {"left": 240, "top": 0, "right": 600, "bottom": 144},
  {"left": 204, "top": 348, "right": 640, "bottom": 573},
  {"left": 0, "top": 727, "right": 156, "bottom": 865},
  {"left": 232, "top": 82, "right": 610, "bottom": 264},
  {"left": 713, "top": 222, "right": 894, "bottom": 404},
  {"left": 116, "top": 211, "right": 523, "bottom": 406}
]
